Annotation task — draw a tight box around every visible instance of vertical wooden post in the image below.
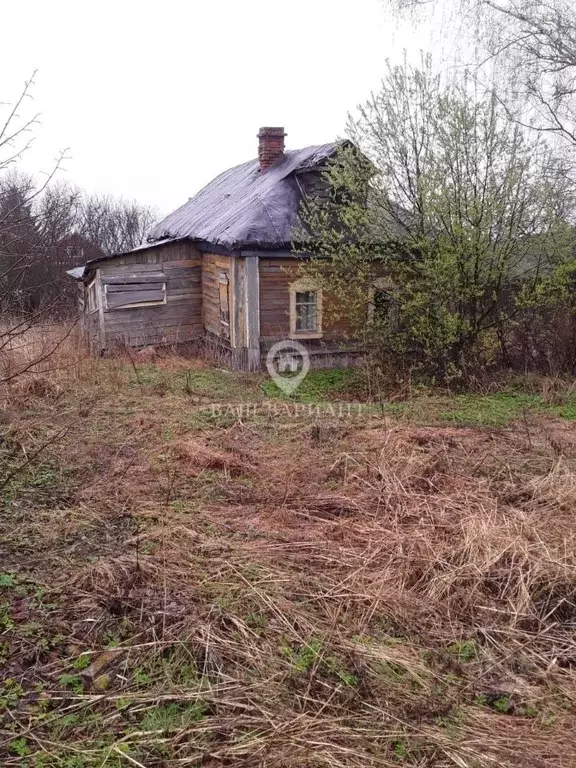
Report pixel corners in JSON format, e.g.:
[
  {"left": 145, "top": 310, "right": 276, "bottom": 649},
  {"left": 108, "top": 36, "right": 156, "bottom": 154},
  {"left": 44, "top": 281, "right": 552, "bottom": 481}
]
[
  {"left": 96, "top": 269, "right": 106, "bottom": 353},
  {"left": 77, "top": 282, "right": 86, "bottom": 340},
  {"left": 230, "top": 257, "right": 239, "bottom": 349},
  {"left": 244, "top": 256, "right": 260, "bottom": 371}
]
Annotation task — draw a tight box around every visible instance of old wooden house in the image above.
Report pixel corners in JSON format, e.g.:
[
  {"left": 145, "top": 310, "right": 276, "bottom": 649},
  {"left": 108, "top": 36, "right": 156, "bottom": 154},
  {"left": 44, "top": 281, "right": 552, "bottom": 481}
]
[{"left": 69, "top": 127, "right": 359, "bottom": 370}]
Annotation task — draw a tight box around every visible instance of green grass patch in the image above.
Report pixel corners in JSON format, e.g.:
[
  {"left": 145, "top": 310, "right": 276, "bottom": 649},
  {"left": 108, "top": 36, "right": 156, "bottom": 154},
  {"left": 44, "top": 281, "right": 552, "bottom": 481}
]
[
  {"left": 437, "top": 393, "right": 542, "bottom": 426},
  {"left": 373, "top": 391, "right": 576, "bottom": 427},
  {"left": 549, "top": 400, "right": 576, "bottom": 420},
  {"left": 125, "top": 363, "right": 262, "bottom": 402},
  {"left": 140, "top": 701, "right": 207, "bottom": 732},
  {"left": 118, "top": 362, "right": 576, "bottom": 425},
  {"left": 260, "top": 367, "right": 358, "bottom": 402}
]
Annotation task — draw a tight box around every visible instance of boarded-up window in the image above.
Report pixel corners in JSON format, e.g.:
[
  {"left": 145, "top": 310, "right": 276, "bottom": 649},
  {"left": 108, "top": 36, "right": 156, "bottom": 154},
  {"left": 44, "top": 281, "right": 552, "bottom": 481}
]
[
  {"left": 218, "top": 272, "right": 230, "bottom": 331},
  {"left": 104, "top": 278, "right": 166, "bottom": 310}
]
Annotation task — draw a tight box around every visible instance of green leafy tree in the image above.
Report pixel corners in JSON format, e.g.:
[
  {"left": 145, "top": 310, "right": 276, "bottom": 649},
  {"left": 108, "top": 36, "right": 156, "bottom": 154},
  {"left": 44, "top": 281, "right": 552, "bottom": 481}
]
[{"left": 297, "top": 58, "right": 575, "bottom": 383}]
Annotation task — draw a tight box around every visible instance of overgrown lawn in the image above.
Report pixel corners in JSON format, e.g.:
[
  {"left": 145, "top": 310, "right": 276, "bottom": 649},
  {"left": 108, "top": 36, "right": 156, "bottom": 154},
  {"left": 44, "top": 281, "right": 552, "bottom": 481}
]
[{"left": 1, "top": 346, "right": 576, "bottom": 766}]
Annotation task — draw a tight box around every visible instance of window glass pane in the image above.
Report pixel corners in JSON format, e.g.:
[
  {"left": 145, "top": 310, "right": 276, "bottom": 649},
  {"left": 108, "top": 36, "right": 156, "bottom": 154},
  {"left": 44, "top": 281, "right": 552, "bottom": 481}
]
[
  {"left": 296, "top": 291, "right": 315, "bottom": 304},
  {"left": 295, "top": 290, "right": 317, "bottom": 332}
]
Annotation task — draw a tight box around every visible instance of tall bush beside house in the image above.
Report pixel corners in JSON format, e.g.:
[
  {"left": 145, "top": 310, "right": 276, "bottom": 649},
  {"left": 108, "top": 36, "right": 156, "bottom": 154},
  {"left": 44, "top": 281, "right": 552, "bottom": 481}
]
[
  {"left": 297, "top": 58, "right": 576, "bottom": 385},
  {"left": 511, "top": 261, "right": 576, "bottom": 373}
]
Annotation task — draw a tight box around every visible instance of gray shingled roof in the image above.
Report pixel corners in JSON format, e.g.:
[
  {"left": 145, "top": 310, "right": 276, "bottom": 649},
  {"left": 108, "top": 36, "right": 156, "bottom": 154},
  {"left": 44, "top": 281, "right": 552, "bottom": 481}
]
[{"left": 146, "top": 141, "right": 345, "bottom": 251}]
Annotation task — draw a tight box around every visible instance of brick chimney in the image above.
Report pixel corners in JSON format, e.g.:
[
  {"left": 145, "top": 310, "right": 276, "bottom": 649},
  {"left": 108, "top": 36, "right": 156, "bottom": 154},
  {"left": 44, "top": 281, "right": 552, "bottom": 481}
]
[{"left": 258, "top": 127, "right": 286, "bottom": 171}]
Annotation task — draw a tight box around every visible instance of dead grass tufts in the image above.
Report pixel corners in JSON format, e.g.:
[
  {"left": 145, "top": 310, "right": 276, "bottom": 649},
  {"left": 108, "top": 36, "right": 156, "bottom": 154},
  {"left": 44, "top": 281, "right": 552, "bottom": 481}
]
[
  {"left": 171, "top": 438, "right": 255, "bottom": 477},
  {"left": 2, "top": 354, "right": 576, "bottom": 766},
  {"left": 529, "top": 457, "right": 576, "bottom": 512},
  {"left": 540, "top": 375, "right": 576, "bottom": 406}
]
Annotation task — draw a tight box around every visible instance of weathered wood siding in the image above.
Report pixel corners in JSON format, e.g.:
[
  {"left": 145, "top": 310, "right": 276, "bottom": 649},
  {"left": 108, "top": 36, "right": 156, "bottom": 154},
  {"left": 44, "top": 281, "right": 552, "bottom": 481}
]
[
  {"left": 201, "top": 252, "right": 234, "bottom": 344},
  {"left": 81, "top": 243, "right": 360, "bottom": 368},
  {"left": 84, "top": 303, "right": 101, "bottom": 354},
  {"left": 94, "top": 241, "right": 202, "bottom": 348},
  {"left": 259, "top": 258, "right": 353, "bottom": 342}
]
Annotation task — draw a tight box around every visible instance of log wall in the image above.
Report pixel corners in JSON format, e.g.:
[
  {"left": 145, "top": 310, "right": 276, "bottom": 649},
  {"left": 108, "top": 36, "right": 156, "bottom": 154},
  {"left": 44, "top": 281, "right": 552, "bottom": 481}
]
[
  {"left": 259, "top": 258, "right": 352, "bottom": 342},
  {"left": 89, "top": 241, "right": 203, "bottom": 349},
  {"left": 81, "top": 245, "right": 358, "bottom": 367}
]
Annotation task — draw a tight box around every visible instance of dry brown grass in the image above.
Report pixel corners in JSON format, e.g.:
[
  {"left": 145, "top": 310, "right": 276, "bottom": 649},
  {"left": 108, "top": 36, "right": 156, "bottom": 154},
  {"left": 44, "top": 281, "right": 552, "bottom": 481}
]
[
  {"left": 0, "top": 320, "right": 88, "bottom": 385},
  {"left": 0, "top": 331, "right": 575, "bottom": 766}
]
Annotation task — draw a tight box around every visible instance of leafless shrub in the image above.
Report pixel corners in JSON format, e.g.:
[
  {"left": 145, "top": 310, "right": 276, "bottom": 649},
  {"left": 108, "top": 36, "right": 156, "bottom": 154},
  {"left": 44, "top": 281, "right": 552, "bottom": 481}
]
[{"left": 0, "top": 74, "right": 157, "bottom": 390}]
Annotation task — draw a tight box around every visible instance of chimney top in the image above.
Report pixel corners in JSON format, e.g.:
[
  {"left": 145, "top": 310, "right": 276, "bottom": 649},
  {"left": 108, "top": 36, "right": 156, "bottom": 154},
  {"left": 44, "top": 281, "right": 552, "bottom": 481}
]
[
  {"left": 258, "top": 126, "right": 286, "bottom": 137},
  {"left": 258, "top": 126, "right": 286, "bottom": 172}
]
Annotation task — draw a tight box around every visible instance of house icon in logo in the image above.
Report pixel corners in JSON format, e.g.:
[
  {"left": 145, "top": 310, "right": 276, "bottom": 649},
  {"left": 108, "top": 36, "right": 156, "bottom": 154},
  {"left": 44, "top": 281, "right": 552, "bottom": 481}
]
[
  {"left": 276, "top": 353, "right": 300, "bottom": 373},
  {"left": 266, "top": 340, "right": 310, "bottom": 395}
]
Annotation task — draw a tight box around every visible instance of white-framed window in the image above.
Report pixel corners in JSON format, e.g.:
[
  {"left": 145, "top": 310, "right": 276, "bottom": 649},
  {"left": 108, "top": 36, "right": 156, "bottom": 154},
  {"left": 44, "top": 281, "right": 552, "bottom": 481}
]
[
  {"left": 289, "top": 280, "right": 323, "bottom": 339},
  {"left": 86, "top": 279, "right": 98, "bottom": 313},
  {"left": 104, "top": 280, "right": 166, "bottom": 310}
]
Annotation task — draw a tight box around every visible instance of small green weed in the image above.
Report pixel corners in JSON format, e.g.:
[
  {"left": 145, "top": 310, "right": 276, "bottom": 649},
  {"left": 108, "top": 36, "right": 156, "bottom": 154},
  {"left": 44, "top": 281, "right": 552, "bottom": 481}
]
[
  {"left": 447, "top": 639, "right": 477, "bottom": 662},
  {"left": 475, "top": 693, "right": 513, "bottom": 714},
  {"left": 141, "top": 701, "right": 206, "bottom": 732},
  {"left": 58, "top": 674, "right": 84, "bottom": 694},
  {"left": 0, "top": 679, "right": 24, "bottom": 711},
  {"left": 132, "top": 667, "right": 151, "bottom": 686},
  {"left": 0, "top": 604, "right": 14, "bottom": 630},
  {"left": 72, "top": 653, "right": 91, "bottom": 671},
  {"left": 393, "top": 740, "right": 408, "bottom": 759},
  {"left": 518, "top": 704, "right": 539, "bottom": 718},
  {"left": 0, "top": 573, "right": 15, "bottom": 587},
  {"left": 9, "top": 737, "right": 31, "bottom": 757},
  {"left": 283, "top": 640, "right": 358, "bottom": 686},
  {"left": 493, "top": 696, "right": 512, "bottom": 713}
]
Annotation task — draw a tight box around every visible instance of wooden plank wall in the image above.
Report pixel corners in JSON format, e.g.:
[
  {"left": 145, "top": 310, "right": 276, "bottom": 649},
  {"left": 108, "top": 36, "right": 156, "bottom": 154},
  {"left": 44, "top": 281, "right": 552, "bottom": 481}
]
[
  {"left": 244, "top": 256, "right": 260, "bottom": 370},
  {"left": 95, "top": 241, "right": 203, "bottom": 348},
  {"left": 83, "top": 245, "right": 357, "bottom": 362},
  {"left": 231, "top": 257, "right": 245, "bottom": 348},
  {"left": 259, "top": 257, "right": 353, "bottom": 342},
  {"left": 84, "top": 310, "right": 101, "bottom": 354},
  {"left": 259, "top": 258, "right": 294, "bottom": 339},
  {"left": 201, "top": 252, "right": 233, "bottom": 343}
]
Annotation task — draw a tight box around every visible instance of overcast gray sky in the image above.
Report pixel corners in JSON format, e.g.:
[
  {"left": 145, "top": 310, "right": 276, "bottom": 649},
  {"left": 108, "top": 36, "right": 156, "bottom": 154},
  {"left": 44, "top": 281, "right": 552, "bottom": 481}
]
[{"left": 2, "top": 0, "right": 431, "bottom": 216}]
